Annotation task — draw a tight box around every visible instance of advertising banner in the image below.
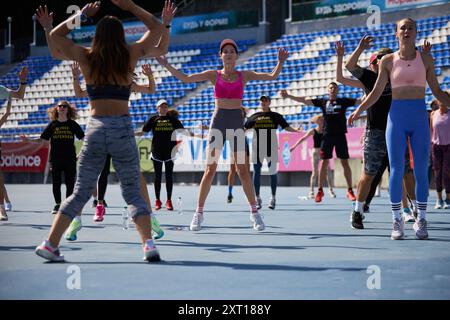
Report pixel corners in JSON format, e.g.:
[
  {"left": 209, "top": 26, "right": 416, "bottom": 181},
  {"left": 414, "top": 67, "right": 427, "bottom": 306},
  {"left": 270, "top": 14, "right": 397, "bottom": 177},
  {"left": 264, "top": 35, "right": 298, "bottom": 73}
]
[{"left": 0, "top": 142, "right": 49, "bottom": 172}]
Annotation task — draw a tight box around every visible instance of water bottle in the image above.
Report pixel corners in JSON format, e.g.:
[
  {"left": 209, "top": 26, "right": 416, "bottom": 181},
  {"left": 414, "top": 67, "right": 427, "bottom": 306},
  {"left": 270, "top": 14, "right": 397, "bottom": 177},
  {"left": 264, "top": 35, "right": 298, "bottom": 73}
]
[
  {"left": 122, "top": 206, "right": 129, "bottom": 230},
  {"left": 177, "top": 197, "right": 183, "bottom": 215}
]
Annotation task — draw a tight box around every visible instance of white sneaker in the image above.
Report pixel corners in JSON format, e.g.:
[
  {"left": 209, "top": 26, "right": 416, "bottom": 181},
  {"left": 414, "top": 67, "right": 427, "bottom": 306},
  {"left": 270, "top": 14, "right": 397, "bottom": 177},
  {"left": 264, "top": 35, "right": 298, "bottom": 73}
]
[
  {"left": 256, "top": 196, "right": 262, "bottom": 210},
  {"left": 35, "top": 240, "right": 65, "bottom": 262},
  {"left": 435, "top": 199, "right": 444, "bottom": 209},
  {"left": 402, "top": 208, "right": 415, "bottom": 223},
  {"left": 413, "top": 218, "right": 429, "bottom": 240},
  {"left": 250, "top": 212, "right": 265, "bottom": 231},
  {"left": 308, "top": 191, "right": 314, "bottom": 199},
  {"left": 189, "top": 213, "right": 204, "bottom": 231},
  {"left": 391, "top": 218, "right": 405, "bottom": 240},
  {"left": 329, "top": 190, "right": 336, "bottom": 198},
  {"left": 268, "top": 197, "right": 276, "bottom": 210},
  {"left": 143, "top": 243, "right": 161, "bottom": 262},
  {"left": 4, "top": 202, "right": 12, "bottom": 211},
  {"left": 444, "top": 199, "right": 450, "bottom": 209},
  {"left": 0, "top": 206, "right": 7, "bottom": 221}
]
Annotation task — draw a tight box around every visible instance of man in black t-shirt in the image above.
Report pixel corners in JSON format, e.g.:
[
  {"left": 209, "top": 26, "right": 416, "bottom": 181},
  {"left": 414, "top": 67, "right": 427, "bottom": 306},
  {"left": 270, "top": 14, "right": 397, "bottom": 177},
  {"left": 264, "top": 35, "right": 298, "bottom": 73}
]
[
  {"left": 245, "top": 95, "right": 300, "bottom": 209},
  {"left": 281, "top": 83, "right": 358, "bottom": 204}
]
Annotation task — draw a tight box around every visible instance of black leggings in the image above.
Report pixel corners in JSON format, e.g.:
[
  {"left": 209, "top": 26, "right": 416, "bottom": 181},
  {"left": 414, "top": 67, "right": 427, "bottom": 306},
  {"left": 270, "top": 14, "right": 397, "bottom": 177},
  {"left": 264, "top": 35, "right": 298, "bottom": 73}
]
[
  {"left": 52, "top": 160, "right": 76, "bottom": 204},
  {"left": 152, "top": 159, "right": 174, "bottom": 200},
  {"left": 97, "top": 154, "right": 111, "bottom": 201}
]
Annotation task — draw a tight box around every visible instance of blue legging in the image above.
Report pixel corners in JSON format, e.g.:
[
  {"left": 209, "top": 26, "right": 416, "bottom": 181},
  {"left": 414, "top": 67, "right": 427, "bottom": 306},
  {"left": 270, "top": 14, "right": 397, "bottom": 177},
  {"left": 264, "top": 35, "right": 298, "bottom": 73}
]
[
  {"left": 253, "top": 160, "right": 277, "bottom": 196},
  {"left": 386, "top": 99, "right": 430, "bottom": 212}
]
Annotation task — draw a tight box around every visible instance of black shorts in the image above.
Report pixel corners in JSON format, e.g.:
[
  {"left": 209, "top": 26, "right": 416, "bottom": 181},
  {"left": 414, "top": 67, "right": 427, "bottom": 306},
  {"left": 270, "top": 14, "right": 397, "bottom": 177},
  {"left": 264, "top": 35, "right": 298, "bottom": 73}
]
[{"left": 320, "top": 133, "right": 349, "bottom": 160}]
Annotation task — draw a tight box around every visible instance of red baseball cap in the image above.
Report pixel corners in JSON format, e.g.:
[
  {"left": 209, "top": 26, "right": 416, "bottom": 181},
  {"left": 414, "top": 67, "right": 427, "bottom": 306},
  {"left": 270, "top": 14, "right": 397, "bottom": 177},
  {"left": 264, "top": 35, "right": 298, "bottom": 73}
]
[
  {"left": 369, "top": 53, "right": 378, "bottom": 65},
  {"left": 220, "top": 39, "right": 238, "bottom": 53}
]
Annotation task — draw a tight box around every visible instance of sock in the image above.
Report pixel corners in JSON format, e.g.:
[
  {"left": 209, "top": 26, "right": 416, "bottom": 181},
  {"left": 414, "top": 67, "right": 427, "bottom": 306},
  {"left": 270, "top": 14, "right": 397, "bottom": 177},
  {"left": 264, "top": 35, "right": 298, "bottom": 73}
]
[
  {"left": 318, "top": 187, "right": 323, "bottom": 193},
  {"left": 196, "top": 206, "right": 204, "bottom": 215},
  {"left": 417, "top": 201, "right": 427, "bottom": 220},
  {"left": 354, "top": 201, "right": 364, "bottom": 213},
  {"left": 145, "top": 239, "right": 155, "bottom": 248},
  {"left": 391, "top": 202, "right": 402, "bottom": 220},
  {"left": 249, "top": 202, "right": 258, "bottom": 214},
  {"left": 45, "top": 239, "right": 57, "bottom": 250},
  {"left": 228, "top": 185, "right": 233, "bottom": 196},
  {"left": 73, "top": 216, "right": 81, "bottom": 223}
]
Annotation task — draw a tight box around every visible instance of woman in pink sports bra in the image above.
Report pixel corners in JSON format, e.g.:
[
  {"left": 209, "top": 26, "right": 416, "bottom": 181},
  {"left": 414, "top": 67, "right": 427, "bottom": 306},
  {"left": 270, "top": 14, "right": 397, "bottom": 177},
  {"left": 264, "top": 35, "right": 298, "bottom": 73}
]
[
  {"left": 349, "top": 18, "right": 450, "bottom": 241},
  {"left": 156, "top": 39, "right": 288, "bottom": 232}
]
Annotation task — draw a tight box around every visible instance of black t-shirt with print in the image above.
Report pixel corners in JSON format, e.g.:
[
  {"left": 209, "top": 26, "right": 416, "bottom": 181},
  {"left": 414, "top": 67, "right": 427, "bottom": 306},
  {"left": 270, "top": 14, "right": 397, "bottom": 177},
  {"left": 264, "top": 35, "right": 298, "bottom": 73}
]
[
  {"left": 142, "top": 115, "right": 184, "bottom": 160},
  {"left": 350, "top": 67, "right": 392, "bottom": 131},
  {"left": 245, "top": 111, "right": 289, "bottom": 158},
  {"left": 40, "top": 119, "right": 85, "bottom": 163},
  {"left": 312, "top": 98, "right": 356, "bottom": 135}
]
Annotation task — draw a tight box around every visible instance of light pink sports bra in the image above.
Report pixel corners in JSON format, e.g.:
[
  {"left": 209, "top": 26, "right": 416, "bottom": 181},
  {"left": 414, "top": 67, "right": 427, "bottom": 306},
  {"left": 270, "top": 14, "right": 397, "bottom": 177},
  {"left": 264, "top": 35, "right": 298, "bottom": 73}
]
[
  {"left": 390, "top": 51, "right": 426, "bottom": 89},
  {"left": 214, "top": 71, "right": 244, "bottom": 99}
]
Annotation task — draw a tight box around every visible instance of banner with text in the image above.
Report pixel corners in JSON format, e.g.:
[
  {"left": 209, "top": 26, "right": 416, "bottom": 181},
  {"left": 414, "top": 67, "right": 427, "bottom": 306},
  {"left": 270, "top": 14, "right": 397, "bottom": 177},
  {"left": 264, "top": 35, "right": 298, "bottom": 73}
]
[{"left": 0, "top": 143, "right": 49, "bottom": 172}]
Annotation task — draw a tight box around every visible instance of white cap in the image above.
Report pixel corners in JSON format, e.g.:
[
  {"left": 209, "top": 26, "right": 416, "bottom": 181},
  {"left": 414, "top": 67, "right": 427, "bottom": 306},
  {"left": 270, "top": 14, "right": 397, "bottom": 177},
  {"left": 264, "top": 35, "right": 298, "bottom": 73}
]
[
  {"left": 0, "top": 85, "right": 10, "bottom": 99},
  {"left": 156, "top": 99, "right": 168, "bottom": 107}
]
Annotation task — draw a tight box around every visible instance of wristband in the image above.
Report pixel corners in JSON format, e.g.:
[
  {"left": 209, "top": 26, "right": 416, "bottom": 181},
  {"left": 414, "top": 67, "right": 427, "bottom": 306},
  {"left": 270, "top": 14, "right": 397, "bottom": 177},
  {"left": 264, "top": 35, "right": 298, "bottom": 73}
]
[
  {"left": 165, "top": 25, "right": 171, "bottom": 28},
  {"left": 20, "top": 82, "right": 27, "bottom": 85}
]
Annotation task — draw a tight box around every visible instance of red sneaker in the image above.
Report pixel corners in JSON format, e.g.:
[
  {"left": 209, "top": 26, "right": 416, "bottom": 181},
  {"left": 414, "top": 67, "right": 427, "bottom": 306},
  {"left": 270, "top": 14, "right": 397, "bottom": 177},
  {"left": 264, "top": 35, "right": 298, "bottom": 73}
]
[
  {"left": 347, "top": 189, "right": 356, "bottom": 201},
  {"left": 165, "top": 199, "right": 174, "bottom": 211},
  {"left": 93, "top": 204, "right": 105, "bottom": 222},
  {"left": 155, "top": 199, "right": 162, "bottom": 210},
  {"left": 315, "top": 189, "right": 324, "bottom": 203}
]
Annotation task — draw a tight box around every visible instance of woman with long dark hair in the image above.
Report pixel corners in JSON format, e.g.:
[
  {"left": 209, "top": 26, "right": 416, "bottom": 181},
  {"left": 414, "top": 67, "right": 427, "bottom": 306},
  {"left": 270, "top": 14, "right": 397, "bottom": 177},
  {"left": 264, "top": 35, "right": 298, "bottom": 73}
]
[{"left": 34, "top": 0, "right": 172, "bottom": 262}]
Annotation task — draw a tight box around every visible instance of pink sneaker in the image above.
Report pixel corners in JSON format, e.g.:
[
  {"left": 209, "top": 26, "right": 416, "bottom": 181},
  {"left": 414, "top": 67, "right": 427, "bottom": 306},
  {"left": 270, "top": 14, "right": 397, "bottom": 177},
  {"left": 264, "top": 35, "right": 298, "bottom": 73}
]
[{"left": 93, "top": 204, "right": 105, "bottom": 222}]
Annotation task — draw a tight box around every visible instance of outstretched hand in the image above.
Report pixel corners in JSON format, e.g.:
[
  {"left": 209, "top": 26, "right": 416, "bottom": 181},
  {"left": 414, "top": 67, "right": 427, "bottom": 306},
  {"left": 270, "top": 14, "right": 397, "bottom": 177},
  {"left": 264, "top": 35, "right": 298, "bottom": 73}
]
[
  {"left": 142, "top": 64, "right": 153, "bottom": 77},
  {"left": 71, "top": 62, "right": 81, "bottom": 77},
  {"left": 278, "top": 48, "right": 289, "bottom": 63},
  {"left": 156, "top": 56, "right": 169, "bottom": 67},
  {"left": 357, "top": 35, "right": 374, "bottom": 50},
  {"left": 18, "top": 67, "right": 28, "bottom": 82},
  {"left": 81, "top": 1, "right": 101, "bottom": 17},
  {"left": 35, "top": 5, "right": 53, "bottom": 30},
  {"left": 162, "top": 0, "right": 177, "bottom": 26},
  {"left": 280, "top": 89, "right": 289, "bottom": 98},
  {"left": 422, "top": 39, "right": 432, "bottom": 54},
  {"left": 335, "top": 41, "right": 345, "bottom": 57}
]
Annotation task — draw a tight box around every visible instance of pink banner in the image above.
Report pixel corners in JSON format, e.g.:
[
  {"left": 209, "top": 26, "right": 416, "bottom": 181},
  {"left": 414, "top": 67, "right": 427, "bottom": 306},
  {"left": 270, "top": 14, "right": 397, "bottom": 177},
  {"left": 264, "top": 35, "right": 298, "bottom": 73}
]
[
  {"left": 0, "top": 143, "right": 49, "bottom": 173},
  {"left": 277, "top": 127, "right": 365, "bottom": 172}
]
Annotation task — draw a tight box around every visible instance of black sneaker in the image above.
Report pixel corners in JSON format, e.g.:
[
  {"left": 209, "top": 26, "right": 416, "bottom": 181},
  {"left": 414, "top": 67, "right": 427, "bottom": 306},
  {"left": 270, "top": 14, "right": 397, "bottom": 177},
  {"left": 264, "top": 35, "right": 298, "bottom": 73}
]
[
  {"left": 227, "top": 195, "right": 233, "bottom": 203},
  {"left": 51, "top": 204, "right": 60, "bottom": 214},
  {"left": 351, "top": 211, "right": 364, "bottom": 229},
  {"left": 363, "top": 204, "right": 370, "bottom": 213},
  {"left": 92, "top": 200, "right": 98, "bottom": 208}
]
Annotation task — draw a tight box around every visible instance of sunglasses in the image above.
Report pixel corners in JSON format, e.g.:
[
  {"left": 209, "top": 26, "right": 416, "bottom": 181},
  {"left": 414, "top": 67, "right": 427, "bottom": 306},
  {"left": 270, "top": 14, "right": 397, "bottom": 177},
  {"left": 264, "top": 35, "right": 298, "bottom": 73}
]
[
  {"left": 58, "top": 104, "right": 69, "bottom": 108},
  {"left": 371, "top": 54, "right": 387, "bottom": 65}
]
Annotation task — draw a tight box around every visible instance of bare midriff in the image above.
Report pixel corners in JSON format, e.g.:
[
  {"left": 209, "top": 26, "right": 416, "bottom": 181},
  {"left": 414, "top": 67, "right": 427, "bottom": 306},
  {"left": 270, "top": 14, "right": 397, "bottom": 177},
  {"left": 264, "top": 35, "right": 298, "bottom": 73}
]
[
  {"left": 215, "top": 98, "right": 243, "bottom": 109},
  {"left": 90, "top": 100, "right": 130, "bottom": 116},
  {"left": 391, "top": 87, "right": 426, "bottom": 100}
]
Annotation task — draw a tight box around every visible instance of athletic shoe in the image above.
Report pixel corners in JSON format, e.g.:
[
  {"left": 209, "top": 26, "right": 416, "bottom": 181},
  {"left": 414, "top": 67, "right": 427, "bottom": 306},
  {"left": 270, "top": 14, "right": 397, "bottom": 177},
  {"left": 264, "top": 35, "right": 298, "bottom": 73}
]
[
  {"left": 4, "top": 202, "right": 12, "bottom": 211},
  {"left": 402, "top": 207, "right": 415, "bottom": 223},
  {"left": 143, "top": 244, "right": 161, "bottom": 262},
  {"left": 0, "top": 207, "right": 8, "bottom": 221},
  {"left": 165, "top": 199, "right": 174, "bottom": 211},
  {"left": 444, "top": 199, "right": 450, "bottom": 209},
  {"left": 155, "top": 199, "right": 162, "bottom": 210},
  {"left": 391, "top": 218, "right": 405, "bottom": 240},
  {"left": 315, "top": 189, "right": 324, "bottom": 203},
  {"left": 92, "top": 199, "right": 98, "bottom": 208},
  {"left": 351, "top": 211, "right": 364, "bottom": 229},
  {"left": 51, "top": 204, "right": 60, "bottom": 214},
  {"left": 250, "top": 212, "right": 265, "bottom": 231},
  {"left": 227, "top": 194, "right": 233, "bottom": 203},
  {"left": 363, "top": 204, "right": 370, "bottom": 213},
  {"left": 103, "top": 200, "right": 108, "bottom": 208},
  {"left": 35, "top": 240, "right": 65, "bottom": 262},
  {"left": 413, "top": 207, "right": 418, "bottom": 221},
  {"left": 329, "top": 190, "right": 336, "bottom": 198},
  {"left": 268, "top": 197, "right": 276, "bottom": 210},
  {"left": 413, "top": 218, "right": 429, "bottom": 240},
  {"left": 346, "top": 189, "right": 357, "bottom": 201},
  {"left": 151, "top": 216, "right": 165, "bottom": 240},
  {"left": 189, "top": 213, "right": 204, "bottom": 231},
  {"left": 435, "top": 199, "right": 444, "bottom": 209},
  {"left": 65, "top": 217, "right": 82, "bottom": 241},
  {"left": 93, "top": 204, "right": 105, "bottom": 222},
  {"left": 256, "top": 195, "right": 262, "bottom": 210},
  {"left": 308, "top": 191, "right": 315, "bottom": 199}
]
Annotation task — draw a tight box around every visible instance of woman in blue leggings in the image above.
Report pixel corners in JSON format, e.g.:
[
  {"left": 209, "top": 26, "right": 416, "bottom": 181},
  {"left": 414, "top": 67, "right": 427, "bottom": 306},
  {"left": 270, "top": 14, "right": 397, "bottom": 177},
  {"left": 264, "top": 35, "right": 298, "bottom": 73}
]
[{"left": 349, "top": 18, "right": 450, "bottom": 240}]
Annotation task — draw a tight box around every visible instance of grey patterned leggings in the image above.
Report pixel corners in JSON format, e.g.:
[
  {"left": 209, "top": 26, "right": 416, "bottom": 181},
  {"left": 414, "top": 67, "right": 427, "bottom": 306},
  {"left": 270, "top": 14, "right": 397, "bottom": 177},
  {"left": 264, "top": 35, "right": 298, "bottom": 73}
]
[{"left": 59, "top": 115, "right": 150, "bottom": 219}]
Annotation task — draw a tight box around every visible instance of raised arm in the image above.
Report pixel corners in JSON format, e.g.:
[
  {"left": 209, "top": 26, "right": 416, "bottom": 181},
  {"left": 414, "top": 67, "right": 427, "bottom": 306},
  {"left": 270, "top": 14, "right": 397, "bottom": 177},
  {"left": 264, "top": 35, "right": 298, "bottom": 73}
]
[
  {"left": 49, "top": 2, "right": 100, "bottom": 62},
  {"left": 348, "top": 56, "right": 391, "bottom": 126},
  {"left": 422, "top": 52, "right": 450, "bottom": 106},
  {"left": 0, "top": 98, "right": 12, "bottom": 127},
  {"left": 113, "top": 0, "right": 163, "bottom": 60},
  {"left": 71, "top": 62, "right": 88, "bottom": 98},
  {"left": 35, "top": 5, "right": 67, "bottom": 60},
  {"left": 9, "top": 67, "right": 28, "bottom": 99},
  {"left": 131, "top": 64, "right": 156, "bottom": 94},
  {"left": 280, "top": 89, "right": 314, "bottom": 106},
  {"left": 243, "top": 48, "right": 288, "bottom": 83},
  {"left": 156, "top": 55, "right": 216, "bottom": 83},
  {"left": 290, "top": 129, "right": 314, "bottom": 152},
  {"left": 335, "top": 41, "right": 365, "bottom": 89},
  {"left": 345, "top": 35, "right": 373, "bottom": 72}
]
